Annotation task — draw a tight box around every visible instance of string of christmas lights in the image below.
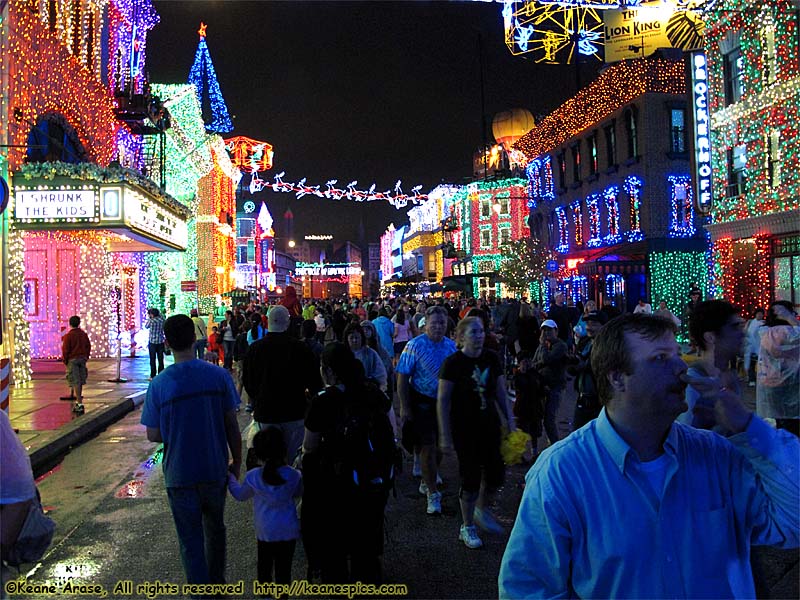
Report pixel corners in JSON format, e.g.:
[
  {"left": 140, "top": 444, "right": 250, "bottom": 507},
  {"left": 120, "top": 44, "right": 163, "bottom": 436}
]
[
  {"left": 7, "top": 2, "right": 121, "bottom": 169},
  {"left": 514, "top": 59, "right": 686, "bottom": 160},
  {"left": 249, "top": 171, "right": 430, "bottom": 209}
]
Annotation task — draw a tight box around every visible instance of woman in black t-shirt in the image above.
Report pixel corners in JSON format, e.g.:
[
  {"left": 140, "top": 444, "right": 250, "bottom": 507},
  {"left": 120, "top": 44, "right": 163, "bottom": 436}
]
[{"left": 438, "top": 317, "right": 515, "bottom": 550}]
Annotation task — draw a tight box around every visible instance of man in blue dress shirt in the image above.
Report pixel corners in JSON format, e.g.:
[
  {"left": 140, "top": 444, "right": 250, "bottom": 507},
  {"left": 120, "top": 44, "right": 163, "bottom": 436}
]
[{"left": 500, "top": 313, "right": 799, "bottom": 599}]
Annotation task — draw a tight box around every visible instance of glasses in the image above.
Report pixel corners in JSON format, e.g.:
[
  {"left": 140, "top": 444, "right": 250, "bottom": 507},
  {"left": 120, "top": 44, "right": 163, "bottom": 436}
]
[{"left": 425, "top": 306, "right": 448, "bottom": 318}]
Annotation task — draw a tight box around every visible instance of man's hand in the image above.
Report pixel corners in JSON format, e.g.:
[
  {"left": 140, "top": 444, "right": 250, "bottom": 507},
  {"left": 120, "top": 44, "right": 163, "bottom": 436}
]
[
  {"left": 228, "top": 461, "right": 241, "bottom": 480},
  {"left": 681, "top": 374, "right": 752, "bottom": 434}
]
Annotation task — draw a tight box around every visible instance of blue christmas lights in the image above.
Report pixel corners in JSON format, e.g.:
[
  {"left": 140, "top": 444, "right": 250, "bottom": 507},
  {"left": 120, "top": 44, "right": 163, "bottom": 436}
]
[
  {"left": 555, "top": 206, "right": 570, "bottom": 253},
  {"left": 188, "top": 36, "right": 234, "bottom": 134},
  {"left": 603, "top": 185, "right": 622, "bottom": 245},
  {"left": 623, "top": 176, "right": 644, "bottom": 242},
  {"left": 667, "top": 174, "right": 696, "bottom": 238},
  {"left": 586, "top": 193, "right": 602, "bottom": 248}
]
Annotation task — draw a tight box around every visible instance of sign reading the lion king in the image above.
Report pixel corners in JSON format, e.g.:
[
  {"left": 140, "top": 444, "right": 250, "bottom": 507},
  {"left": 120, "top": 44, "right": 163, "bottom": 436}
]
[{"left": 603, "top": 2, "right": 704, "bottom": 64}]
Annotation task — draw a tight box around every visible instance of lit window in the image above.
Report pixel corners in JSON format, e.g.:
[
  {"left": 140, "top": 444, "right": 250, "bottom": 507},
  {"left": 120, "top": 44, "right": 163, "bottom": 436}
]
[
  {"left": 726, "top": 144, "right": 748, "bottom": 197},
  {"left": 481, "top": 229, "right": 492, "bottom": 248},
  {"left": 723, "top": 45, "right": 745, "bottom": 105},
  {"left": 763, "top": 23, "right": 777, "bottom": 85},
  {"left": 480, "top": 198, "right": 491, "bottom": 218},
  {"left": 671, "top": 108, "right": 686, "bottom": 153},
  {"left": 499, "top": 227, "right": 511, "bottom": 246},
  {"left": 588, "top": 133, "right": 598, "bottom": 175},
  {"left": 767, "top": 130, "right": 781, "bottom": 189}
]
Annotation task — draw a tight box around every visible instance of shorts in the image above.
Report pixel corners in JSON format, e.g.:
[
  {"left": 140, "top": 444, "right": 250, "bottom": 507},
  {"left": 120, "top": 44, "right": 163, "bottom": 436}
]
[
  {"left": 453, "top": 423, "right": 504, "bottom": 494},
  {"left": 394, "top": 341, "right": 408, "bottom": 355},
  {"left": 408, "top": 387, "right": 438, "bottom": 447},
  {"left": 66, "top": 358, "right": 88, "bottom": 387}
]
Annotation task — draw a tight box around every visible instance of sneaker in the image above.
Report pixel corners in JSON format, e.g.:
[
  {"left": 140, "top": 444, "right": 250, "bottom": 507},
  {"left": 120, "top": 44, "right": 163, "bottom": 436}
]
[
  {"left": 72, "top": 403, "right": 85, "bottom": 415},
  {"left": 474, "top": 507, "right": 504, "bottom": 534},
  {"left": 459, "top": 525, "right": 483, "bottom": 549},
  {"left": 418, "top": 481, "right": 429, "bottom": 496},
  {"left": 748, "top": 381, "right": 756, "bottom": 387},
  {"left": 245, "top": 404, "right": 254, "bottom": 413},
  {"left": 426, "top": 491, "right": 442, "bottom": 515}
]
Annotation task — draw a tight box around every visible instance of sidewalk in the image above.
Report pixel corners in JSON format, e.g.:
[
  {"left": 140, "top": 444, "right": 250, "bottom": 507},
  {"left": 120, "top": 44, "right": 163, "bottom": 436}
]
[{"left": 8, "top": 354, "right": 162, "bottom": 476}]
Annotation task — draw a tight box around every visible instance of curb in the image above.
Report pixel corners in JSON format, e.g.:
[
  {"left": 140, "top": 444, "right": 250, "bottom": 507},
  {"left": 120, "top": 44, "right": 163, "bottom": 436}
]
[{"left": 30, "top": 390, "right": 147, "bottom": 477}]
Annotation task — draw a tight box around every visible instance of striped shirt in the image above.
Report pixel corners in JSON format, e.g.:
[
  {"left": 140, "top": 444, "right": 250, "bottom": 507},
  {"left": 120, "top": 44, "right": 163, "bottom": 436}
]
[{"left": 395, "top": 334, "right": 456, "bottom": 398}]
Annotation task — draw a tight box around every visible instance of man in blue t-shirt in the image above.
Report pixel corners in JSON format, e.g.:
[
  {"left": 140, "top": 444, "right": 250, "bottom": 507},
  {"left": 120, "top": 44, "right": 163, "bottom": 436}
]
[
  {"left": 141, "top": 314, "right": 241, "bottom": 586},
  {"left": 396, "top": 306, "right": 457, "bottom": 516}
]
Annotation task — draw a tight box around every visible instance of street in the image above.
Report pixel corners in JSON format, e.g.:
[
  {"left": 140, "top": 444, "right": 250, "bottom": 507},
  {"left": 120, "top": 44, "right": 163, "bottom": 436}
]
[{"left": 15, "top": 405, "right": 529, "bottom": 600}]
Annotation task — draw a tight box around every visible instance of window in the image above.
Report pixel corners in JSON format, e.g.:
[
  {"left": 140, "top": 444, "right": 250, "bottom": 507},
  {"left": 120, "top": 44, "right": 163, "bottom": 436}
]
[
  {"left": 671, "top": 108, "right": 686, "bottom": 153},
  {"left": 726, "top": 144, "right": 748, "bottom": 197},
  {"left": 624, "top": 108, "right": 638, "bottom": 159},
  {"left": 427, "top": 253, "right": 437, "bottom": 274},
  {"left": 767, "top": 129, "right": 781, "bottom": 188},
  {"left": 763, "top": 22, "right": 777, "bottom": 85},
  {"left": 571, "top": 142, "right": 581, "bottom": 184},
  {"left": 604, "top": 121, "right": 617, "bottom": 168},
  {"left": 499, "top": 226, "right": 512, "bottom": 246},
  {"left": 588, "top": 132, "right": 598, "bottom": 175},
  {"left": 723, "top": 45, "right": 745, "bottom": 105},
  {"left": 480, "top": 198, "right": 491, "bottom": 218},
  {"left": 557, "top": 151, "right": 566, "bottom": 190},
  {"left": 499, "top": 197, "right": 510, "bottom": 214},
  {"left": 480, "top": 228, "right": 492, "bottom": 248}
]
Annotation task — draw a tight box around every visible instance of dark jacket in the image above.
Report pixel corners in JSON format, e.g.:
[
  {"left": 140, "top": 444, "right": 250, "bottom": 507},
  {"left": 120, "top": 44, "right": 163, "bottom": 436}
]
[
  {"left": 532, "top": 338, "right": 568, "bottom": 387},
  {"left": 243, "top": 332, "right": 323, "bottom": 423}
]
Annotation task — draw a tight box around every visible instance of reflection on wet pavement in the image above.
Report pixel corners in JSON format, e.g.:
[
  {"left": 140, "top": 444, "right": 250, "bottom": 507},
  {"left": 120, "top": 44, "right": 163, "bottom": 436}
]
[{"left": 114, "top": 445, "right": 163, "bottom": 499}]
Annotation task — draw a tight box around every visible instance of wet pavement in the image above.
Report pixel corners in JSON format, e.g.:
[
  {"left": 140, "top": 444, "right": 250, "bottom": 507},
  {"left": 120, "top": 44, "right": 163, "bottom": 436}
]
[{"left": 7, "top": 354, "right": 162, "bottom": 476}]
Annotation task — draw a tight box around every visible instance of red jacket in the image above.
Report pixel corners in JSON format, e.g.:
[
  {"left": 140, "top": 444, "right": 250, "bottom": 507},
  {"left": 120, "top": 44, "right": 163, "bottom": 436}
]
[{"left": 62, "top": 328, "right": 91, "bottom": 362}]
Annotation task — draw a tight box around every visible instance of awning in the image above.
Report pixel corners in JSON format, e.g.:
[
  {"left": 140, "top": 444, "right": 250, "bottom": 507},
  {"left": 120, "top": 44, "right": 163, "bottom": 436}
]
[{"left": 12, "top": 164, "right": 190, "bottom": 251}]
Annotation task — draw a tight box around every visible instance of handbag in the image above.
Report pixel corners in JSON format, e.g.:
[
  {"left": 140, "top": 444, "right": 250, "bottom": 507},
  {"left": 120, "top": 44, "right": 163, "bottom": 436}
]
[{"left": 5, "top": 491, "right": 56, "bottom": 567}]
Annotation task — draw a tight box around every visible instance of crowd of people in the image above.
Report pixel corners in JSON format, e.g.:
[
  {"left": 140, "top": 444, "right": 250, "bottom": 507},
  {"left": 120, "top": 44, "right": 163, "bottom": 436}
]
[{"left": 5, "top": 286, "right": 796, "bottom": 598}]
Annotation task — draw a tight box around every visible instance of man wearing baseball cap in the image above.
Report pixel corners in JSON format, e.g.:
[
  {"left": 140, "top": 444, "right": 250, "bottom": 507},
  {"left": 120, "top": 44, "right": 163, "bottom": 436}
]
[{"left": 532, "top": 319, "right": 569, "bottom": 444}]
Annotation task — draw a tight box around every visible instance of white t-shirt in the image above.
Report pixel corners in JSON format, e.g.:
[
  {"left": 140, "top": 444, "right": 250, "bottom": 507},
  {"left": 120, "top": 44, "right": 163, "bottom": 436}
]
[{"left": 633, "top": 303, "right": 652, "bottom": 314}]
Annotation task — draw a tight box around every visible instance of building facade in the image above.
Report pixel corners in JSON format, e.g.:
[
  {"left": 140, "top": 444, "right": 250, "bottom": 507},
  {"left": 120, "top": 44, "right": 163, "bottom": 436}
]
[
  {"left": 448, "top": 178, "right": 531, "bottom": 299},
  {"left": 702, "top": 0, "right": 799, "bottom": 312},
  {"left": 516, "top": 56, "right": 705, "bottom": 319}
]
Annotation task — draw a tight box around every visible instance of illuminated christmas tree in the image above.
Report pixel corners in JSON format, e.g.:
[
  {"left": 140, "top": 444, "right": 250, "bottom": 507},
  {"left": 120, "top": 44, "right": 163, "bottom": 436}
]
[{"left": 187, "top": 22, "right": 234, "bottom": 134}]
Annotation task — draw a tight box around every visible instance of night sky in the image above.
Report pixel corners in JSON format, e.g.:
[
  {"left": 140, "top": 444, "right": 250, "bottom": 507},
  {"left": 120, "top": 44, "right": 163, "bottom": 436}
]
[{"left": 148, "top": 1, "right": 597, "bottom": 244}]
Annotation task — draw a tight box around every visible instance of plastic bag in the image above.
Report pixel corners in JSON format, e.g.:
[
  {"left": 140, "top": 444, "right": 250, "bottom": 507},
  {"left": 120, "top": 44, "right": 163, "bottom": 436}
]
[{"left": 501, "top": 429, "right": 532, "bottom": 466}]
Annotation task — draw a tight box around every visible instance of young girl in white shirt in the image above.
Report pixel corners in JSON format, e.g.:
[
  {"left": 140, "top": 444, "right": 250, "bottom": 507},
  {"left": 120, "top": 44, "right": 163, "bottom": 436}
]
[{"left": 228, "top": 427, "right": 302, "bottom": 585}]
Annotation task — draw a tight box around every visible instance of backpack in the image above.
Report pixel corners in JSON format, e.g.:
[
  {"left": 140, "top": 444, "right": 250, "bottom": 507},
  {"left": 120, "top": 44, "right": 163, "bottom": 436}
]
[{"left": 334, "top": 388, "right": 399, "bottom": 493}]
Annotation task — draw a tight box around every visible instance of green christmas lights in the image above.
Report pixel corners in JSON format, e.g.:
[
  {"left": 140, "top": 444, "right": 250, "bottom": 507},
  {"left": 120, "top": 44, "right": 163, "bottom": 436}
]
[{"left": 649, "top": 251, "right": 709, "bottom": 342}]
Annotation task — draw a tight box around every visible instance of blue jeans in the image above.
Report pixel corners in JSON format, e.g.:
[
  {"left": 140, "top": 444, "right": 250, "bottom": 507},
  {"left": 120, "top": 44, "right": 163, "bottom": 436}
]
[
  {"left": 194, "top": 339, "right": 207, "bottom": 360},
  {"left": 223, "top": 340, "right": 235, "bottom": 369},
  {"left": 166, "top": 481, "right": 227, "bottom": 587}
]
